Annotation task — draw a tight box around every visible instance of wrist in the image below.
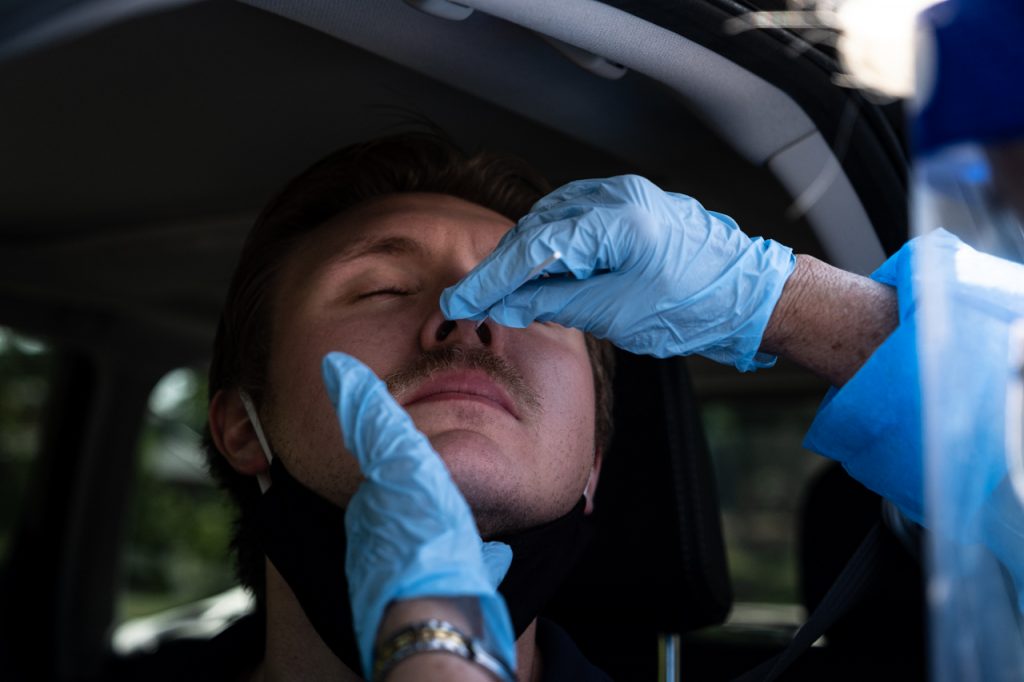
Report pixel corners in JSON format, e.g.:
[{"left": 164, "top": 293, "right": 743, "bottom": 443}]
[
  {"left": 759, "top": 253, "right": 898, "bottom": 386},
  {"left": 377, "top": 597, "right": 480, "bottom": 646},
  {"left": 374, "top": 599, "right": 511, "bottom": 682},
  {"left": 760, "top": 253, "right": 816, "bottom": 358}
]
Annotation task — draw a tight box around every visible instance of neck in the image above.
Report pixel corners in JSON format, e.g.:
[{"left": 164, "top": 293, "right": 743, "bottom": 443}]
[{"left": 258, "top": 560, "right": 540, "bottom": 682}]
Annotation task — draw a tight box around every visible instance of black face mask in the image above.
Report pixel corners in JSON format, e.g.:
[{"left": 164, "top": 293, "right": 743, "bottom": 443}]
[{"left": 254, "top": 455, "right": 594, "bottom": 671}]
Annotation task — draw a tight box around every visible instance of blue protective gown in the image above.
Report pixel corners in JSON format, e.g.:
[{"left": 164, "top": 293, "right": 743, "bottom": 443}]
[{"left": 803, "top": 228, "right": 1024, "bottom": 604}]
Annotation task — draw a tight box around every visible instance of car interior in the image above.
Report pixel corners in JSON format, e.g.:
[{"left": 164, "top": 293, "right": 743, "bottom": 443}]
[{"left": 0, "top": 0, "right": 925, "bottom": 680}]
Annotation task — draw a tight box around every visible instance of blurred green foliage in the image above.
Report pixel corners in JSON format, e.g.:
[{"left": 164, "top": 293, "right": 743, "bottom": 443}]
[
  {"left": 0, "top": 327, "right": 52, "bottom": 566},
  {"left": 118, "top": 367, "right": 237, "bottom": 621},
  {"left": 0, "top": 328, "right": 237, "bottom": 619}
]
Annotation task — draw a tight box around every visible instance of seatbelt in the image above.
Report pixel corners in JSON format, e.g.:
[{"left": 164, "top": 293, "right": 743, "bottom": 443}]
[{"left": 733, "top": 522, "right": 884, "bottom": 682}]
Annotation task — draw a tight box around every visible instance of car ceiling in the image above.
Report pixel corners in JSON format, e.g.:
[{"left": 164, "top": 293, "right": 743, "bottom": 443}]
[{"left": 0, "top": 0, "right": 905, "bottom": 357}]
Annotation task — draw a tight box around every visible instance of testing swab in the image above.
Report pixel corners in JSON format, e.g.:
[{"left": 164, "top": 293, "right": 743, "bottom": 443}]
[
  {"left": 476, "top": 250, "right": 562, "bottom": 328},
  {"left": 523, "top": 250, "right": 563, "bottom": 283}
]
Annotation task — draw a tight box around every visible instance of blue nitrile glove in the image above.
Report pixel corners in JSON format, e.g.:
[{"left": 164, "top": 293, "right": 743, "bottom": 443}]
[
  {"left": 321, "top": 352, "right": 516, "bottom": 679},
  {"left": 441, "top": 175, "right": 796, "bottom": 371}
]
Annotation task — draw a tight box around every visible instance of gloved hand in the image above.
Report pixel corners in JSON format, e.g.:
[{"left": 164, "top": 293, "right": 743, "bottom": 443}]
[
  {"left": 321, "top": 352, "right": 516, "bottom": 678},
  {"left": 441, "top": 175, "right": 796, "bottom": 371}
]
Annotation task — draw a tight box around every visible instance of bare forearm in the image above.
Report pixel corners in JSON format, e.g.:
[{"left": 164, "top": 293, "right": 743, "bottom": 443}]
[{"left": 761, "top": 254, "right": 898, "bottom": 387}]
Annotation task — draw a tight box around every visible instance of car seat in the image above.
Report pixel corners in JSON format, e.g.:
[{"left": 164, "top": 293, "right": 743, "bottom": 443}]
[
  {"left": 794, "top": 463, "right": 926, "bottom": 680},
  {"left": 544, "top": 350, "right": 733, "bottom": 680}
]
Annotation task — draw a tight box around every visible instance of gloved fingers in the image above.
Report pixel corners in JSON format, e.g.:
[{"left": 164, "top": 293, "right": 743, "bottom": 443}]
[
  {"left": 480, "top": 541, "right": 513, "bottom": 588},
  {"left": 479, "top": 276, "right": 617, "bottom": 333},
  {"left": 706, "top": 209, "right": 742, "bottom": 231},
  {"left": 526, "top": 177, "right": 606, "bottom": 214},
  {"left": 439, "top": 227, "right": 560, "bottom": 321},
  {"left": 447, "top": 177, "right": 661, "bottom": 320},
  {"left": 321, "top": 352, "right": 437, "bottom": 475},
  {"left": 529, "top": 174, "right": 666, "bottom": 215},
  {"left": 441, "top": 207, "right": 630, "bottom": 321}
]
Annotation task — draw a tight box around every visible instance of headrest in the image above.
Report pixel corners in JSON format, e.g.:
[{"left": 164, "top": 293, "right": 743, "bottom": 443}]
[{"left": 544, "top": 350, "right": 732, "bottom": 677}]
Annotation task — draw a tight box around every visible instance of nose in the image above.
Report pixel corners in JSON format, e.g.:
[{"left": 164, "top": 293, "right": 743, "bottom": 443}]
[
  {"left": 435, "top": 319, "right": 492, "bottom": 344},
  {"left": 421, "top": 309, "right": 502, "bottom": 351}
]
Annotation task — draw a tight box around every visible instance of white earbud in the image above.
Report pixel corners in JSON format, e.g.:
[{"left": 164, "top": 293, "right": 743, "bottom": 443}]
[{"left": 238, "top": 390, "right": 274, "bottom": 493}]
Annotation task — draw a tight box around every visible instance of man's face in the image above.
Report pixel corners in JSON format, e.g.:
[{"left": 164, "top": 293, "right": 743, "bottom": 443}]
[{"left": 263, "top": 192, "right": 598, "bottom": 536}]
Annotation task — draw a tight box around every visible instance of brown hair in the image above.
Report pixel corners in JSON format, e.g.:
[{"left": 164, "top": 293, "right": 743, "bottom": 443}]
[{"left": 203, "top": 133, "right": 615, "bottom": 597}]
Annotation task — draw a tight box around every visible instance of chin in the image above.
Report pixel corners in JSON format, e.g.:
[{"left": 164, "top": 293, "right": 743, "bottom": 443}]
[
  {"left": 431, "top": 432, "right": 513, "bottom": 494},
  {"left": 427, "top": 431, "right": 535, "bottom": 534}
]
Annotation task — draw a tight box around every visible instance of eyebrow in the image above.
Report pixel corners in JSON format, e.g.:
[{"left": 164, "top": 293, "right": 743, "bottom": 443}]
[{"left": 325, "top": 234, "right": 428, "bottom": 269}]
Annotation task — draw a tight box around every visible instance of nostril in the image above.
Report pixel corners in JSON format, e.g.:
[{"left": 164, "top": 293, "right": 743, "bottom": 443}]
[
  {"left": 436, "top": 320, "right": 457, "bottom": 342},
  {"left": 476, "top": 322, "right": 492, "bottom": 345}
]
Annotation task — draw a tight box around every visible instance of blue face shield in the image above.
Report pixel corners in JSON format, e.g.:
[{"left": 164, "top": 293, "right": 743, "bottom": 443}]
[{"left": 910, "top": 1, "right": 1024, "bottom": 678}]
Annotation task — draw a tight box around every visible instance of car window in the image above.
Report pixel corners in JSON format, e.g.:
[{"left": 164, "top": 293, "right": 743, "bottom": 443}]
[
  {"left": 116, "top": 367, "right": 236, "bottom": 625},
  {"left": 0, "top": 326, "right": 54, "bottom": 569},
  {"left": 695, "top": 359, "right": 830, "bottom": 630}
]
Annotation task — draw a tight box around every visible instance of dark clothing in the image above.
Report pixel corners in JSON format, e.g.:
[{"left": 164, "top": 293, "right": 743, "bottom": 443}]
[
  {"left": 107, "top": 613, "right": 612, "bottom": 681},
  {"left": 535, "top": 618, "right": 613, "bottom": 682}
]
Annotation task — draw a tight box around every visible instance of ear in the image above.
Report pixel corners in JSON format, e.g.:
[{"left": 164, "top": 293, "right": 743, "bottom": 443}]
[
  {"left": 583, "top": 447, "right": 604, "bottom": 515},
  {"left": 208, "top": 389, "right": 271, "bottom": 476}
]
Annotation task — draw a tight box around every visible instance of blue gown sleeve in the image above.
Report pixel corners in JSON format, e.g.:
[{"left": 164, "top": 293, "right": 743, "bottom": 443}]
[
  {"left": 803, "top": 229, "right": 1024, "bottom": 536},
  {"left": 803, "top": 234, "right": 926, "bottom": 523}
]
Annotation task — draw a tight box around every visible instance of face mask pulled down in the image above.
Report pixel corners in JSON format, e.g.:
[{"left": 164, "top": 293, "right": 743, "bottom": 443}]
[{"left": 240, "top": 390, "right": 594, "bottom": 670}]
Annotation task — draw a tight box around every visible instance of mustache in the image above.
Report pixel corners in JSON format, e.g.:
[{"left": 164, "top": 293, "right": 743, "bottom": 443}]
[{"left": 384, "top": 346, "right": 541, "bottom": 417}]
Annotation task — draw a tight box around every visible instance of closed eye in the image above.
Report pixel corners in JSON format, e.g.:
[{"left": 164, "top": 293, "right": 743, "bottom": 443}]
[{"left": 357, "top": 287, "right": 413, "bottom": 299}]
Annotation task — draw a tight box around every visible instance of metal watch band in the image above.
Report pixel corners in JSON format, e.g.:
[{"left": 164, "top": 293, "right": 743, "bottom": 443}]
[{"left": 372, "top": 618, "right": 515, "bottom": 682}]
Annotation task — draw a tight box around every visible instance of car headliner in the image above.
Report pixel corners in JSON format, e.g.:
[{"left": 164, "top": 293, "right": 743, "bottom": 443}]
[{"left": 0, "top": 0, "right": 906, "bottom": 355}]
